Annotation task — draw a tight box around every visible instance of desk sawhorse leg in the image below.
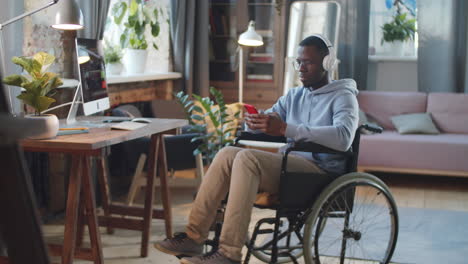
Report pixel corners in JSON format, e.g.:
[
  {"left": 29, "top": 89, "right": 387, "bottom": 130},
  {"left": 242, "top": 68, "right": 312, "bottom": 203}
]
[
  {"left": 48, "top": 153, "right": 104, "bottom": 264},
  {"left": 97, "top": 133, "right": 173, "bottom": 257}
]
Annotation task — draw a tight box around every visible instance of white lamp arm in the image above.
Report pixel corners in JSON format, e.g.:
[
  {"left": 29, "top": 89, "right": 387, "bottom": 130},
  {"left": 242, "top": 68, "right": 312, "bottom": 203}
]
[
  {"left": 41, "top": 101, "right": 79, "bottom": 114},
  {"left": 0, "top": 0, "right": 59, "bottom": 30}
]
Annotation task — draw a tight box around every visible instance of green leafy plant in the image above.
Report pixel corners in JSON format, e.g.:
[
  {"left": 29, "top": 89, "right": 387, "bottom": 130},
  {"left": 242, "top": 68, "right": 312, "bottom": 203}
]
[
  {"left": 104, "top": 44, "right": 123, "bottom": 64},
  {"left": 175, "top": 87, "right": 241, "bottom": 164},
  {"left": 111, "top": 0, "right": 165, "bottom": 50},
  {"left": 2, "top": 52, "right": 63, "bottom": 115},
  {"left": 381, "top": 13, "right": 416, "bottom": 44}
]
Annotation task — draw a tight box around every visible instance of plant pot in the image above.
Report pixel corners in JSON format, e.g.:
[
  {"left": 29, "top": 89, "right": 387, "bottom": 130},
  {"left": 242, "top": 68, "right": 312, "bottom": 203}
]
[
  {"left": 123, "top": 49, "right": 147, "bottom": 74},
  {"left": 106, "top": 62, "right": 123, "bottom": 75},
  {"left": 25, "top": 114, "right": 59, "bottom": 139},
  {"left": 389, "top": 40, "right": 405, "bottom": 57}
]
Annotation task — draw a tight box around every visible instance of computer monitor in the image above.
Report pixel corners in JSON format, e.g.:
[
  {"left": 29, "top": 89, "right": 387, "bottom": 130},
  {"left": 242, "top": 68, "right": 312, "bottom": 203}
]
[{"left": 75, "top": 38, "right": 110, "bottom": 116}]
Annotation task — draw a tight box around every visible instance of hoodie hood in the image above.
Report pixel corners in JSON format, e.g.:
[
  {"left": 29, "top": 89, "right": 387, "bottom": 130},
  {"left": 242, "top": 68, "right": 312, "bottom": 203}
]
[{"left": 309, "top": 78, "right": 358, "bottom": 96}]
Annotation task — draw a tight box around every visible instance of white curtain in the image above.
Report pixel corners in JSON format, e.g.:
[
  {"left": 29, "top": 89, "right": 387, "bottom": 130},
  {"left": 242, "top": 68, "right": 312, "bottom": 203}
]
[
  {"left": 417, "top": 0, "right": 468, "bottom": 93},
  {"left": 334, "top": 0, "right": 371, "bottom": 90},
  {"left": 77, "top": 0, "right": 111, "bottom": 40},
  {"left": 170, "top": 0, "right": 209, "bottom": 96}
]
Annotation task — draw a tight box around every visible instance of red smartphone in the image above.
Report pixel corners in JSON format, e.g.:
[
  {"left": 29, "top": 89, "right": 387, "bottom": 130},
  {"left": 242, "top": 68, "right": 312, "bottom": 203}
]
[{"left": 244, "top": 103, "right": 259, "bottom": 114}]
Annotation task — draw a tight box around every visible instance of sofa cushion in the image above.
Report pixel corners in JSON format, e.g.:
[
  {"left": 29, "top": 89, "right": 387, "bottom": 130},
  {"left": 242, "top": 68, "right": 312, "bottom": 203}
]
[
  {"left": 358, "top": 91, "right": 427, "bottom": 130},
  {"left": 427, "top": 93, "right": 468, "bottom": 134},
  {"left": 358, "top": 131, "right": 468, "bottom": 172},
  {"left": 391, "top": 113, "right": 440, "bottom": 134}
]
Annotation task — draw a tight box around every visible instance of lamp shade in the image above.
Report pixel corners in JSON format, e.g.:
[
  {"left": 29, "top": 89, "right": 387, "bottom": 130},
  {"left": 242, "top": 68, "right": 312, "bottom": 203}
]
[
  {"left": 52, "top": 0, "right": 84, "bottom": 30},
  {"left": 238, "top": 21, "right": 263, "bottom": 47}
]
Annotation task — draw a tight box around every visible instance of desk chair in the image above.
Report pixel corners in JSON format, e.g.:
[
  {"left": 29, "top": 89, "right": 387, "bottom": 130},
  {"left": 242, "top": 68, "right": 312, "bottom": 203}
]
[{"left": 109, "top": 104, "right": 204, "bottom": 206}]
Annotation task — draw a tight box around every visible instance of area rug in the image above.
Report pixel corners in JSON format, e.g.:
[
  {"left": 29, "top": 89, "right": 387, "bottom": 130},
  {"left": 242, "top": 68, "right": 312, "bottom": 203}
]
[
  {"left": 318, "top": 206, "right": 468, "bottom": 264},
  {"left": 390, "top": 206, "right": 468, "bottom": 264}
]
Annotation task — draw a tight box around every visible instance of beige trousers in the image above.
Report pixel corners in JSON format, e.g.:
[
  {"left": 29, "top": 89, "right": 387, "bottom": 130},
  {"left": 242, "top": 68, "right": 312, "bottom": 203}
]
[{"left": 185, "top": 146, "right": 324, "bottom": 261}]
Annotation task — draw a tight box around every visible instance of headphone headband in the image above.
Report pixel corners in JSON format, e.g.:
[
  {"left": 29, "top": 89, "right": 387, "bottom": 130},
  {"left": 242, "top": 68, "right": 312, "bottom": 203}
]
[
  {"left": 309, "top": 34, "right": 337, "bottom": 72},
  {"left": 310, "top": 34, "right": 333, "bottom": 50}
]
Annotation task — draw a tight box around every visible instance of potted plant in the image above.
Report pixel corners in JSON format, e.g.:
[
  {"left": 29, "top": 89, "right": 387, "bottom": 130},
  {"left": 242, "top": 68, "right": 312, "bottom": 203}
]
[
  {"left": 104, "top": 44, "right": 123, "bottom": 75},
  {"left": 175, "top": 87, "right": 242, "bottom": 165},
  {"left": 381, "top": 2, "right": 416, "bottom": 56},
  {"left": 112, "top": 0, "right": 165, "bottom": 74},
  {"left": 2, "top": 52, "right": 63, "bottom": 139}
]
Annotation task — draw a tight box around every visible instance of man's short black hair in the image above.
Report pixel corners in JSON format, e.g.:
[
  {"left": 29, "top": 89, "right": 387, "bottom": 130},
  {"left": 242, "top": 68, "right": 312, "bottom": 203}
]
[{"left": 299, "top": 35, "right": 330, "bottom": 56}]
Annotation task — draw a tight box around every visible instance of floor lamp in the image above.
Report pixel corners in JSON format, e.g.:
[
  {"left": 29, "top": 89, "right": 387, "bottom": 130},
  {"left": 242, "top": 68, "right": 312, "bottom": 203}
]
[
  {"left": 0, "top": 0, "right": 84, "bottom": 114},
  {"left": 237, "top": 21, "right": 264, "bottom": 104}
]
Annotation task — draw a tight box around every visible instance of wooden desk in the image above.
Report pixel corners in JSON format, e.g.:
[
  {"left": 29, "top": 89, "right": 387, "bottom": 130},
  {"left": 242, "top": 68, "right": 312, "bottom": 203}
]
[{"left": 21, "top": 117, "right": 187, "bottom": 264}]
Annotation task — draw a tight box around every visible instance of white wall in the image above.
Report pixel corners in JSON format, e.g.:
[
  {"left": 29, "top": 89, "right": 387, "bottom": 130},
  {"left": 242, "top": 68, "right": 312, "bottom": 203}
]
[{"left": 367, "top": 56, "right": 418, "bottom": 92}]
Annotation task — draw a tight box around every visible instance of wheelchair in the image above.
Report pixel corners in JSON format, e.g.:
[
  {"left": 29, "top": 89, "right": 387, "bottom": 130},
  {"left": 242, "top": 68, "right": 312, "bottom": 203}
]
[{"left": 204, "top": 124, "right": 399, "bottom": 264}]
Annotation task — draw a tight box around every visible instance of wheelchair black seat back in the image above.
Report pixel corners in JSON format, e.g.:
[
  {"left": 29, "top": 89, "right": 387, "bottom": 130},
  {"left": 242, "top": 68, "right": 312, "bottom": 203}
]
[{"left": 207, "top": 124, "right": 399, "bottom": 264}]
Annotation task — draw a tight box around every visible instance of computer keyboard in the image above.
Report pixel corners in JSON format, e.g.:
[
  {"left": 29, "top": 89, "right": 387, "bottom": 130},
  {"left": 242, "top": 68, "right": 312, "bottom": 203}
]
[{"left": 111, "top": 121, "right": 147, "bottom": 130}]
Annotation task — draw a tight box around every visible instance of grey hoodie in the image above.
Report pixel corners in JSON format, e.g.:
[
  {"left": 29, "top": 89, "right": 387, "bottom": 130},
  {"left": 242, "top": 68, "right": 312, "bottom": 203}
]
[{"left": 266, "top": 79, "right": 359, "bottom": 174}]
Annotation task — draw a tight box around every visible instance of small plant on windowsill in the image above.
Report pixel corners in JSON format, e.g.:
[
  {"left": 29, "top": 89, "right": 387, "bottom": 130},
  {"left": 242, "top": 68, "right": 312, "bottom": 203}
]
[
  {"left": 381, "top": 13, "right": 416, "bottom": 44},
  {"left": 104, "top": 44, "right": 123, "bottom": 75},
  {"left": 381, "top": 0, "right": 416, "bottom": 56}
]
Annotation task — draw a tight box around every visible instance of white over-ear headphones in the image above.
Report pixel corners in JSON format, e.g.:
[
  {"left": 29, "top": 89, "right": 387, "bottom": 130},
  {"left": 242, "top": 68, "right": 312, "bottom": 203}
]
[{"left": 311, "top": 34, "right": 338, "bottom": 72}]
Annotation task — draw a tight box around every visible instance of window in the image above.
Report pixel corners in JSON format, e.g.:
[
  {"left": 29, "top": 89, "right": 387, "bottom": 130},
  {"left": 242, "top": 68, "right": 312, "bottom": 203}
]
[
  {"left": 104, "top": 0, "right": 171, "bottom": 72},
  {"left": 368, "top": 0, "right": 417, "bottom": 57}
]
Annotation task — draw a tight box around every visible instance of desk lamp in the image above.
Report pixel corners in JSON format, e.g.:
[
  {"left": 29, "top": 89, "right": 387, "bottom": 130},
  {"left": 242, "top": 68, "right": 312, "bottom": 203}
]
[
  {"left": 0, "top": 0, "right": 84, "bottom": 114},
  {"left": 237, "top": 21, "right": 263, "bottom": 104}
]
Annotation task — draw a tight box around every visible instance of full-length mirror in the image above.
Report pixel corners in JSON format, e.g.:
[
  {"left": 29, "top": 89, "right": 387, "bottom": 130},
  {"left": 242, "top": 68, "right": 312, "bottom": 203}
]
[{"left": 283, "top": 1, "right": 341, "bottom": 94}]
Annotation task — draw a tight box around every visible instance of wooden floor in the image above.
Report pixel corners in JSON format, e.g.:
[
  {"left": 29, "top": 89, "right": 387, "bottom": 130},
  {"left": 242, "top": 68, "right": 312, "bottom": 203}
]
[
  {"left": 375, "top": 172, "right": 468, "bottom": 211},
  {"left": 40, "top": 171, "right": 468, "bottom": 263}
]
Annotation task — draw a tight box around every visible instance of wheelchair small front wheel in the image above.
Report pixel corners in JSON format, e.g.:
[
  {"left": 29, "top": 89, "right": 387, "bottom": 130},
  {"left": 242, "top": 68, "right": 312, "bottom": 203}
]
[
  {"left": 247, "top": 212, "right": 305, "bottom": 263},
  {"left": 303, "top": 172, "right": 399, "bottom": 264}
]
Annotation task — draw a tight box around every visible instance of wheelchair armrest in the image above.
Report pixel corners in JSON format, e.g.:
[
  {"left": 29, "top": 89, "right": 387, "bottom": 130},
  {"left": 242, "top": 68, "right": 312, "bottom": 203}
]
[
  {"left": 360, "top": 123, "right": 383, "bottom": 134},
  {"left": 285, "top": 141, "right": 353, "bottom": 156},
  {"left": 235, "top": 132, "right": 287, "bottom": 144}
]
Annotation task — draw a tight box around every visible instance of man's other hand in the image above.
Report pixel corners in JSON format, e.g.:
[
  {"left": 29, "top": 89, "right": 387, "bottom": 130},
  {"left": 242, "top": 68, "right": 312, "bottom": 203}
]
[{"left": 245, "top": 112, "right": 287, "bottom": 136}]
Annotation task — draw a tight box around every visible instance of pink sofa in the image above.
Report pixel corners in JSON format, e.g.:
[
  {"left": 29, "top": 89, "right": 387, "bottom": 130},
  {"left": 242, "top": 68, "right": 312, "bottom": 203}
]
[{"left": 357, "top": 91, "right": 468, "bottom": 177}]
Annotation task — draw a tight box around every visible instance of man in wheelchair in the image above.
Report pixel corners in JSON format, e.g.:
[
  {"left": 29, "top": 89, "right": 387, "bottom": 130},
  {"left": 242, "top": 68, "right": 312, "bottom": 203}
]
[{"left": 155, "top": 35, "right": 359, "bottom": 263}]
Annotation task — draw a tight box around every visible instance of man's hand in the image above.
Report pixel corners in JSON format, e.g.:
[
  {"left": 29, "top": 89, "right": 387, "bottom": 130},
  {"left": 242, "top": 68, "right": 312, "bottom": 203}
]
[{"left": 245, "top": 112, "right": 287, "bottom": 136}]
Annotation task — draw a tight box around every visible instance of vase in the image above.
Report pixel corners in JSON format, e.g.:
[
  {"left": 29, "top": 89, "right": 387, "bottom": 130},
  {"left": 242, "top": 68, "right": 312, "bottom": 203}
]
[
  {"left": 123, "top": 49, "right": 147, "bottom": 74},
  {"left": 389, "top": 41, "right": 405, "bottom": 57},
  {"left": 25, "top": 114, "right": 59, "bottom": 139},
  {"left": 106, "top": 62, "right": 123, "bottom": 75}
]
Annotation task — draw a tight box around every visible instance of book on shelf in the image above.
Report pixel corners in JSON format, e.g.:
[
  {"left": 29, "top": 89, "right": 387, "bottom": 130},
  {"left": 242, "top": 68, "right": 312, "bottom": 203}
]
[
  {"left": 211, "top": 0, "right": 235, "bottom": 3},
  {"left": 210, "top": 7, "right": 231, "bottom": 35},
  {"left": 249, "top": 53, "right": 274, "bottom": 63},
  {"left": 246, "top": 74, "right": 273, "bottom": 81},
  {"left": 209, "top": 8, "right": 216, "bottom": 34},
  {"left": 209, "top": 40, "right": 215, "bottom": 60},
  {"left": 221, "top": 15, "right": 229, "bottom": 35}
]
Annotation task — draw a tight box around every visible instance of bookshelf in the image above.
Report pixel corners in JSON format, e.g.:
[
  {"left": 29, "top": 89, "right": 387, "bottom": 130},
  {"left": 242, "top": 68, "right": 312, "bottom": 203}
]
[{"left": 209, "top": 0, "right": 286, "bottom": 110}]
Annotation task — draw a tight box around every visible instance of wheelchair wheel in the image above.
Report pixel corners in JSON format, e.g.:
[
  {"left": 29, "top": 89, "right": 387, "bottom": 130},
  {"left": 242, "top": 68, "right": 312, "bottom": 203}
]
[{"left": 303, "top": 172, "right": 398, "bottom": 264}]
